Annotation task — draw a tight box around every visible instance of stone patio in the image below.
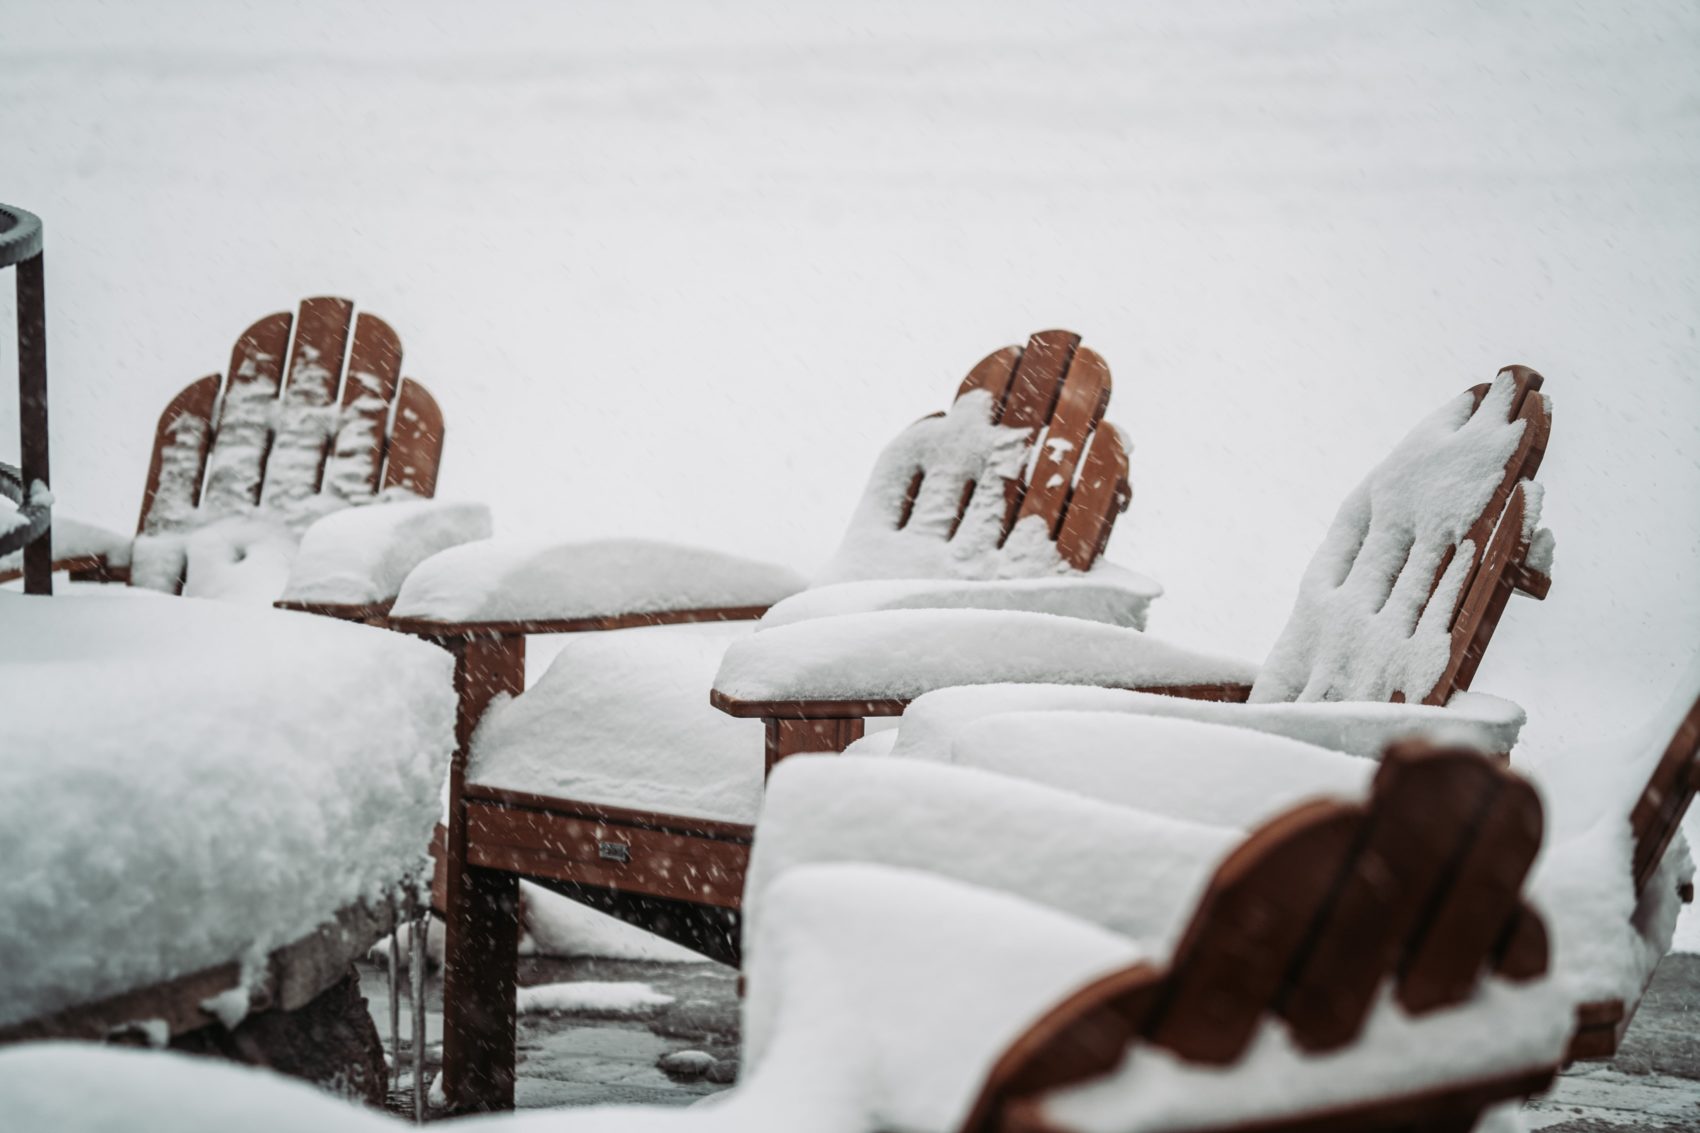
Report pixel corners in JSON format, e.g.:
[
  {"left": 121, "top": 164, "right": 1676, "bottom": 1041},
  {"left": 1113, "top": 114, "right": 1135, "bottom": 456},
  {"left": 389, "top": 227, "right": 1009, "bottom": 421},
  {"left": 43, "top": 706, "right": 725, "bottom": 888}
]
[{"left": 362, "top": 951, "right": 1700, "bottom": 1129}]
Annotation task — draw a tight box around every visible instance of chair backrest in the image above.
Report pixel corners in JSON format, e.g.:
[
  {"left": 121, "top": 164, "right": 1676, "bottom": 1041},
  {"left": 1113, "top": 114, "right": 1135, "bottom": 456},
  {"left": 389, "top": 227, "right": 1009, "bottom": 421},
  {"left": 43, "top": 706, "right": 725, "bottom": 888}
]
[
  {"left": 817, "top": 330, "right": 1129, "bottom": 582},
  {"left": 1630, "top": 688, "right": 1700, "bottom": 898},
  {"left": 1250, "top": 368, "right": 1551, "bottom": 708},
  {"left": 964, "top": 739, "right": 1550, "bottom": 1133},
  {"left": 136, "top": 297, "right": 443, "bottom": 536}
]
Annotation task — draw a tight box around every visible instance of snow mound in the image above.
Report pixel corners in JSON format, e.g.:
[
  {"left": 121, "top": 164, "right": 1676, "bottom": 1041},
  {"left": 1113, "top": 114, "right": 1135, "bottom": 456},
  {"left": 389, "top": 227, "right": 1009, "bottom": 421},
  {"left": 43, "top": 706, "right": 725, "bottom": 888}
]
[
  {"left": 281, "top": 499, "right": 492, "bottom": 606},
  {"left": 517, "top": 981, "right": 674, "bottom": 1017},
  {"left": 887, "top": 683, "right": 1525, "bottom": 764},
  {"left": 744, "top": 755, "right": 1236, "bottom": 958},
  {"left": 757, "top": 563, "right": 1161, "bottom": 631},
  {"left": 816, "top": 389, "right": 1081, "bottom": 584},
  {"left": 1251, "top": 373, "right": 1545, "bottom": 705},
  {"left": 471, "top": 622, "right": 765, "bottom": 825},
  {"left": 948, "top": 711, "right": 1377, "bottom": 830},
  {"left": 714, "top": 609, "right": 1258, "bottom": 704},
  {"left": 391, "top": 537, "right": 806, "bottom": 624},
  {"left": 0, "top": 594, "right": 455, "bottom": 1030}
]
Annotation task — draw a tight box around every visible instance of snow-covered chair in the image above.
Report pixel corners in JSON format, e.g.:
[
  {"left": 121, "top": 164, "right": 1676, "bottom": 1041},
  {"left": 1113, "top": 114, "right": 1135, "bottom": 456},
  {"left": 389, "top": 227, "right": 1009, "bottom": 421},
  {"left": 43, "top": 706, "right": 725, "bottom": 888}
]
[
  {"left": 0, "top": 741, "right": 1570, "bottom": 1133},
  {"left": 0, "top": 297, "right": 484, "bottom": 615},
  {"left": 712, "top": 368, "right": 1553, "bottom": 761},
  {"left": 0, "top": 591, "right": 455, "bottom": 1100},
  {"left": 385, "top": 330, "right": 1154, "bottom": 1110},
  {"left": 754, "top": 666, "right": 1700, "bottom": 1069}
]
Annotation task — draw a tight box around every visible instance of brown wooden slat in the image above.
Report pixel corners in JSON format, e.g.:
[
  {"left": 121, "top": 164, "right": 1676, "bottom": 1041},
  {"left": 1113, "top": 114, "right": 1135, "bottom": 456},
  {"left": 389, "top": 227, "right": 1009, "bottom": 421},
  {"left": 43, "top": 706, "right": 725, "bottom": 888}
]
[
  {"left": 461, "top": 783, "right": 754, "bottom": 844},
  {"left": 1630, "top": 691, "right": 1700, "bottom": 895},
  {"left": 136, "top": 374, "right": 221, "bottom": 534},
  {"left": 1425, "top": 483, "right": 1533, "bottom": 705},
  {"left": 1143, "top": 799, "right": 1365, "bottom": 1064},
  {"left": 320, "top": 311, "right": 403, "bottom": 500},
  {"left": 389, "top": 603, "right": 772, "bottom": 640},
  {"left": 709, "top": 682, "right": 1252, "bottom": 722},
  {"left": 260, "top": 296, "right": 354, "bottom": 509},
  {"left": 765, "top": 717, "right": 866, "bottom": 773},
  {"left": 1017, "top": 346, "right": 1112, "bottom": 538},
  {"left": 464, "top": 801, "right": 748, "bottom": 909},
  {"left": 955, "top": 344, "right": 1023, "bottom": 414},
  {"left": 271, "top": 599, "right": 394, "bottom": 623},
  {"left": 998, "top": 330, "right": 1081, "bottom": 537},
  {"left": 382, "top": 378, "right": 445, "bottom": 498},
  {"left": 1492, "top": 902, "right": 1551, "bottom": 982},
  {"left": 200, "top": 311, "right": 292, "bottom": 515},
  {"left": 1398, "top": 771, "right": 1543, "bottom": 1013},
  {"left": 1055, "top": 424, "right": 1130, "bottom": 571}
]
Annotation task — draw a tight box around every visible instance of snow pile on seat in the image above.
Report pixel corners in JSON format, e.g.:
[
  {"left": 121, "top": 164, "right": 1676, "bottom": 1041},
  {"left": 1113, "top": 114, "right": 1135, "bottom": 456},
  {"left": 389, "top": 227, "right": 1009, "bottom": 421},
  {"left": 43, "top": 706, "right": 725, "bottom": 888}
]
[
  {"left": 390, "top": 537, "right": 806, "bottom": 624},
  {"left": 1521, "top": 657, "right": 1700, "bottom": 1007},
  {"left": 883, "top": 683, "right": 1525, "bottom": 764},
  {"left": 714, "top": 609, "right": 1258, "bottom": 704},
  {"left": 1041, "top": 978, "right": 1570, "bottom": 1133},
  {"left": 280, "top": 499, "right": 492, "bottom": 606},
  {"left": 815, "top": 389, "right": 1074, "bottom": 584},
  {"left": 1251, "top": 373, "right": 1545, "bottom": 705},
  {"left": 0, "top": 594, "right": 455, "bottom": 1031},
  {"left": 744, "top": 756, "right": 1237, "bottom": 953},
  {"left": 948, "top": 712, "right": 1376, "bottom": 830},
  {"left": 130, "top": 487, "right": 430, "bottom": 602},
  {"left": 471, "top": 622, "right": 766, "bottom": 826},
  {"left": 757, "top": 562, "right": 1162, "bottom": 631},
  {"left": 0, "top": 505, "right": 132, "bottom": 575}
]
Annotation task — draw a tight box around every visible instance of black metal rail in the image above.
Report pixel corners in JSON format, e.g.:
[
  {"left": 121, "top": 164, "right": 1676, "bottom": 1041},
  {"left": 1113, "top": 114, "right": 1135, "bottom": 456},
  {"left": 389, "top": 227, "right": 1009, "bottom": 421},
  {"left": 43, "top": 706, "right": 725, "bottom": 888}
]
[{"left": 1, "top": 203, "right": 50, "bottom": 593}]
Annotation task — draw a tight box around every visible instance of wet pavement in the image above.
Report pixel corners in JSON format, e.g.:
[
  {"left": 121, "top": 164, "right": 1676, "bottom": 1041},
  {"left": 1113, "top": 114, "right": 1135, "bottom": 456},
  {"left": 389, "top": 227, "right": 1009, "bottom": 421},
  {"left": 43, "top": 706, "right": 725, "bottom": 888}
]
[{"left": 362, "top": 951, "right": 1700, "bottom": 1128}]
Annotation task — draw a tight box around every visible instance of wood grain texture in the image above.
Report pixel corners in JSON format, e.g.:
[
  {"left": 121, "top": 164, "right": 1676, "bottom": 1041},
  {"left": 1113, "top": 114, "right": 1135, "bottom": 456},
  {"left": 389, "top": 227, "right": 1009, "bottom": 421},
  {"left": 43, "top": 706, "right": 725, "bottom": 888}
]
[
  {"left": 388, "top": 604, "right": 771, "bottom": 639},
  {"left": 382, "top": 378, "right": 445, "bottom": 498},
  {"left": 136, "top": 374, "right": 221, "bottom": 534},
  {"left": 1055, "top": 423, "right": 1131, "bottom": 572},
  {"left": 1017, "top": 345, "right": 1112, "bottom": 538}
]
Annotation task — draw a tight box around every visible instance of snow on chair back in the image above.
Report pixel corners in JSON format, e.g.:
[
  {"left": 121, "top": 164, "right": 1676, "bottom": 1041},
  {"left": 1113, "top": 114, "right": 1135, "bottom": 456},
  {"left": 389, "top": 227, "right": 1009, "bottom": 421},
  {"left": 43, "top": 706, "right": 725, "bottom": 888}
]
[
  {"left": 964, "top": 739, "right": 1551, "bottom": 1133},
  {"left": 1630, "top": 688, "right": 1700, "bottom": 898},
  {"left": 1250, "top": 368, "right": 1550, "bottom": 708},
  {"left": 136, "top": 297, "right": 444, "bottom": 538},
  {"left": 818, "top": 330, "right": 1129, "bottom": 582}
]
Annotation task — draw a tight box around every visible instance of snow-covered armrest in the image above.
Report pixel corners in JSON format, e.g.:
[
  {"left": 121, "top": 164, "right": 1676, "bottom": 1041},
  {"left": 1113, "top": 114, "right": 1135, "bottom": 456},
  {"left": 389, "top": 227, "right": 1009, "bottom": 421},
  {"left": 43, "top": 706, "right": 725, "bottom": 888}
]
[
  {"left": 885, "top": 683, "right": 1527, "bottom": 763},
  {"left": 756, "top": 562, "right": 1163, "bottom": 631},
  {"left": 277, "top": 499, "right": 493, "bottom": 613},
  {"left": 0, "top": 508, "right": 132, "bottom": 581},
  {"left": 710, "top": 609, "right": 1260, "bottom": 718},
  {"left": 387, "top": 535, "right": 807, "bottom": 634}
]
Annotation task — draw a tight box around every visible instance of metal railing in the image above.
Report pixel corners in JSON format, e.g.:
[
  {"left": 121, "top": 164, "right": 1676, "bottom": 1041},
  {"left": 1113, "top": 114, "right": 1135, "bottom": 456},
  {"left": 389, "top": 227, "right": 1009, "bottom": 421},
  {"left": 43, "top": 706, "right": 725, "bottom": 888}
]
[{"left": 0, "top": 203, "right": 51, "bottom": 594}]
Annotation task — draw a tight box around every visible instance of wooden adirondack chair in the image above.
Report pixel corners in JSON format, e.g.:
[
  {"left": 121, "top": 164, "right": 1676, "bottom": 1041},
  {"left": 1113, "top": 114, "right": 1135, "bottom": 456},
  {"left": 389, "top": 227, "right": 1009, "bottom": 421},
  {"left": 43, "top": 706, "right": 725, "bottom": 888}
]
[
  {"left": 710, "top": 368, "right": 1553, "bottom": 752},
  {"left": 1569, "top": 688, "right": 1700, "bottom": 1060},
  {"left": 395, "top": 330, "right": 1135, "bottom": 1111},
  {"left": 3, "top": 296, "right": 443, "bottom": 610},
  {"left": 962, "top": 738, "right": 1557, "bottom": 1133}
]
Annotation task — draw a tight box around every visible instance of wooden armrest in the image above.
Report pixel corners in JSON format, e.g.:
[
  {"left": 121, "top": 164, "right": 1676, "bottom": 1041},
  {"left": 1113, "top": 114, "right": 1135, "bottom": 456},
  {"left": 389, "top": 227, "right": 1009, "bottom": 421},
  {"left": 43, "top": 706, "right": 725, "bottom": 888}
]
[
  {"left": 709, "top": 689, "right": 911, "bottom": 720},
  {"left": 388, "top": 603, "right": 773, "bottom": 640},
  {"left": 274, "top": 598, "right": 396, "bottom": 624},
  {"left": 1507, "top": 562, "right": 1552, "bottom": 600}
]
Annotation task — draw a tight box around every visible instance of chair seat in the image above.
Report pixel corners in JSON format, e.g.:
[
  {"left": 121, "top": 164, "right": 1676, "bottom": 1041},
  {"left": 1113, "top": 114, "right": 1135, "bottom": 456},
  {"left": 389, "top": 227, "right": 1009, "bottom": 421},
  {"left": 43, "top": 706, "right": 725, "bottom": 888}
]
[
  {"left": 468, "top": 621, "right": 767, "bottom": 826},
  {"left": 0, "top": 594, "right": 454, "bottom": 1032}
]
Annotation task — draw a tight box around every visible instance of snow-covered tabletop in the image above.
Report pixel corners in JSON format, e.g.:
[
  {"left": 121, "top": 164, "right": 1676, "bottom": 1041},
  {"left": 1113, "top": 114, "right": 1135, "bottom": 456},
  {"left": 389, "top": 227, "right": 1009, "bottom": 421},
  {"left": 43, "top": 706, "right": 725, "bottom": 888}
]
[{"left": 0, "top": 594, "right": 455, "bottom": 1033}]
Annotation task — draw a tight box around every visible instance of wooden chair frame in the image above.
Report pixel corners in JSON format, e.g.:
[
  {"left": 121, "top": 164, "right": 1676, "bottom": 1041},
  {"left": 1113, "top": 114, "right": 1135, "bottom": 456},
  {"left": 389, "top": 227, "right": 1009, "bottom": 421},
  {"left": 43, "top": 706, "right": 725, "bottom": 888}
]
[
  {"left": 965, "top": 740, "right": 1556, "bottom": 1133},
  {"left": 1567, "top": 688, "right": 1700, "bottom": 1060},
  {"left": 402, "top": 330, "right": 1136, "bottom": 1110},
  {"left": 2, "top": 296, "right": 444, "bottom": 615}
]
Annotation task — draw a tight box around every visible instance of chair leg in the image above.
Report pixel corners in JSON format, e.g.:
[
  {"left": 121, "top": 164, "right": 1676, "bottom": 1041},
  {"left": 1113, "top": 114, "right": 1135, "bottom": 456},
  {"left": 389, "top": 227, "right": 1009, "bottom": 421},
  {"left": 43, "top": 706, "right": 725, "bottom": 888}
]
[{"left": 441, "top": 863, "right": 520, "bottom": 1112}]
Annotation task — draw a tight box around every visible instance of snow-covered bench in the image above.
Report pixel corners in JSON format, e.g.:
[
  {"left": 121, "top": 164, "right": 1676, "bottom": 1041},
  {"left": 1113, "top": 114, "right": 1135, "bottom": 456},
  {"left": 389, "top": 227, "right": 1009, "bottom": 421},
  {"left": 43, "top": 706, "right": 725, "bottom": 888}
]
[
  {"left": 385, "top": 330, "right": 1157, "bottom": 1110},
  {"left": 0, "top": 592, "right": 455, "bottom": 1099},
  {"left": 0, "top": 298, "right": 488, "bottom": 615},
  {"left": 0, "top": 741, "right": 1569, "bottom": 1133},
  {"left": 712, "top": 367, "right": 1553, "bottom": 754}
]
